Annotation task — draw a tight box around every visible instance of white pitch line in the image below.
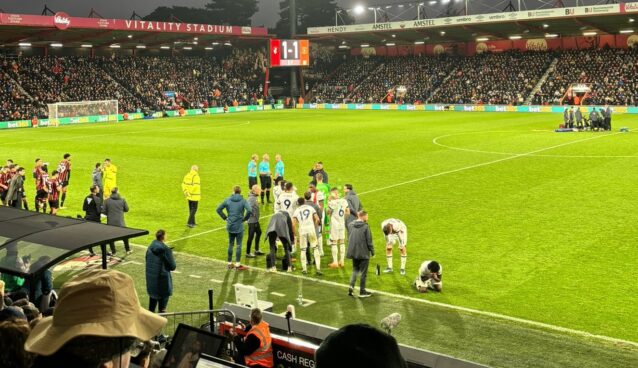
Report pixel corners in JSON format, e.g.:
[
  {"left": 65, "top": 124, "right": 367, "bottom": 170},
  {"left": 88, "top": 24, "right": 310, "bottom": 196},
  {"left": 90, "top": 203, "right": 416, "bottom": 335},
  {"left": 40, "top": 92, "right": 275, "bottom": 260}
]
[
  {"left": 360, "top": 132, "right": 621, "bottom": 196},
  {"left": 209, "top": 279, "right": 223, "bottom": 284},
  {"left": 270, "top": 292, "right": 286, "bottom": 297},
  {"left": 188, "top": 274, "right": 202, "bottom": 279},
  {"left": 129, "top": 243, "right": 638, "bottom": 348},
  {"left": 168, "top": 133, "right": 621, "bottom": 244},
  {"left": 433, "top": 130, "right": 638, "bottom": 158},
  {"left": 169, "top": 132, "right": 623, "bottom": 244}
]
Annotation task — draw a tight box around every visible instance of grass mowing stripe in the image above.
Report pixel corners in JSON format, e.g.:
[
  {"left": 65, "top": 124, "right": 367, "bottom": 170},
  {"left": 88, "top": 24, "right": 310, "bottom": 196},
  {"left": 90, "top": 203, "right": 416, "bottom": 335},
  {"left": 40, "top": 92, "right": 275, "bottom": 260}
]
[
  {"left": 129, "top": 242, "right": 638, "bottom": 349},
  {"left": 433, "top": 130, "right": 638, "bottom": 158},
  {"left": 171, "top": 132, "right": 621, "bottom": 244},
  {"left": 0, "top": 119, "right": 251, "bottom": 146},
  {"left": 362, "top": 132, "right": 621, "bottom": 196}
]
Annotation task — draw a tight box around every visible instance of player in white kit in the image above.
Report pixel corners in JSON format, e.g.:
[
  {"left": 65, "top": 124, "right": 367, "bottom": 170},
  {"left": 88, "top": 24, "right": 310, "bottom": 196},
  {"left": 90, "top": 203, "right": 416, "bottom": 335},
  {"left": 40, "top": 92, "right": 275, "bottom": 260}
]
[
  {"left": 327, "top": 188, "right": 349, "bottom": 268},
  {"left": 414, "top": 260, "right": 442, "bottom": 292},
  {"left": 292, "top": 197, "right": 322, "bottom": 275},
  {"left": 276, "top": 181, "right": 299, "bottom": 251},
  {"left": 381, "top": 218, "right": 408, "bottom": 275}
]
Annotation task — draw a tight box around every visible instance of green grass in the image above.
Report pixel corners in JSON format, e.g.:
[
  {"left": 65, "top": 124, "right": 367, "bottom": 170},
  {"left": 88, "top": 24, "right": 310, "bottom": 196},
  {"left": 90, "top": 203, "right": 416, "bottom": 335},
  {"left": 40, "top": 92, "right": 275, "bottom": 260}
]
[{"left": 4, "top": 110, "right": 638, "bottom": 367}]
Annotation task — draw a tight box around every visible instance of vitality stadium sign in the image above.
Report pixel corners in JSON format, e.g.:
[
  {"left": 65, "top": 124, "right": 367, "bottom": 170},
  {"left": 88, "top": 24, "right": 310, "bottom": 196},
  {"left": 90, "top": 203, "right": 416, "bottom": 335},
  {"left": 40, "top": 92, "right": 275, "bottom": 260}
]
[{"left": 0, "top": 12, "right": 268, "bottom": 36}]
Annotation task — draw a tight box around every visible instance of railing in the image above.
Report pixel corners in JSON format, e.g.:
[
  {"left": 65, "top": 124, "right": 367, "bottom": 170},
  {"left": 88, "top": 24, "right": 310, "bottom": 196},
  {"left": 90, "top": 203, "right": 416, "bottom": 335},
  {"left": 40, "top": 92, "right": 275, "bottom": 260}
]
[{"left": 158, "top": 309, "right": 236, "bottom": 338}]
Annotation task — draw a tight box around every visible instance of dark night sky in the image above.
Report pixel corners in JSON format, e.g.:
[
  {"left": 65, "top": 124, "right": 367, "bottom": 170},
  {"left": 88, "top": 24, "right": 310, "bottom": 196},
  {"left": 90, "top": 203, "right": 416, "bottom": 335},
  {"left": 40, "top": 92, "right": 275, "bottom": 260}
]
[{"left": 0, "top": 1, "right": 632, "bottom": 28}]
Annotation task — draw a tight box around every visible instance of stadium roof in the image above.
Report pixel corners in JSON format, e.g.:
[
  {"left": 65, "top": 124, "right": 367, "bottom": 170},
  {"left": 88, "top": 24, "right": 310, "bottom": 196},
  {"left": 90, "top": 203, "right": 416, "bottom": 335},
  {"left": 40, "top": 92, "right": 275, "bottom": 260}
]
[
  {"left": 0, "top": 12, "right": 271, "bottom": 49},
  {"left": 0, "top": 206, "right": 148, "bottom": 283},
  {"left": 306, "top": 3, "right": 638, "bottom": 46}
]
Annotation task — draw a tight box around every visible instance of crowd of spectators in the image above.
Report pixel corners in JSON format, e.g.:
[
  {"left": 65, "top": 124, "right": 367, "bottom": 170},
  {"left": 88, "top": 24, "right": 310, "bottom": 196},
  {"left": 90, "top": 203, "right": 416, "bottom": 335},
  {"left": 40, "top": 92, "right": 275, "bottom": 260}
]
[
  {"left": 310, "top": 57, "right": 383, "bottom": 103},
  {"left": 430, "top": 50, "right": 553, "bottom": 105},
  {"left": 2, "top": 47, "right": 638, "bottom": 122},
  {"left": 346, "top": 55, "right": 454, "bottom": 104},
  {"left": 11, "top": 56, "right": 145, "bottom": 115},
  {"left": 99, "top": 49, "right": 267, "bottom": 111},
  {"left": 532, "top": 48, "right": 638, "bottom": 106},
  {"left": 0, "top": 60, "right": 41, "bottom": 122}
]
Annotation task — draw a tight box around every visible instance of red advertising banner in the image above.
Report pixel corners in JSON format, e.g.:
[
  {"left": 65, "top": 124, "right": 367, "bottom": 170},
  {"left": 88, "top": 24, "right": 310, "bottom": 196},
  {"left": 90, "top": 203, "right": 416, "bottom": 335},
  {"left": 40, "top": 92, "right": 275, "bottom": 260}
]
[
  {"left": 270, "top": 39, "right": 281, "bottom": 66},
  {"left": 0, "top": 12, "right": 269, "bottom": 36}
]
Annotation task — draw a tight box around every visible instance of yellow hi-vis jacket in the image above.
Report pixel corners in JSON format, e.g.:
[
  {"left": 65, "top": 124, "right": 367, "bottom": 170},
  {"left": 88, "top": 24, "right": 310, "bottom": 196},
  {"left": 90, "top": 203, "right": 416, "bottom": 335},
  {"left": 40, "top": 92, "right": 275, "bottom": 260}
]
[{"left": 182, "top": 170, "right": 201, "bottom": 202}]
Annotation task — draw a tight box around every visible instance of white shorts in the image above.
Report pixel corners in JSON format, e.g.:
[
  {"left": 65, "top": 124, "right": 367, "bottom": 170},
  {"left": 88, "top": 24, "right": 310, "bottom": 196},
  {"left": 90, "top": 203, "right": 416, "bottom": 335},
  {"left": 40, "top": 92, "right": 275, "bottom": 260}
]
[
  {"left": 385, "top": 234, "right": 406, "bottom": 249},
  {"left": 330, "top": 226, "right": 346, "bottom": 243},
  {"left": 299, "top": 232, "right": 318, "bottom": 250}
]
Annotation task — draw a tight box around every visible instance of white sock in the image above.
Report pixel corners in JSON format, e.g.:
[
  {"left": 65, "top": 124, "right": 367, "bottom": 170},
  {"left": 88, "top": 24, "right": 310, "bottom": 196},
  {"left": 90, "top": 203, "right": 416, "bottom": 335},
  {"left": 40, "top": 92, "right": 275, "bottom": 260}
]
[
  {"left": 317, "top": 234, "right": 324, "bottom": 256},
  {"left": 400, "top": 256, "right": 407, "bottom": 270},
  {"left": 300, "top": 249, "right": 308, "bottom": 271},
  {"left": 339, "top": 244, "right": 345, "bottom": 264},
  {"left": 314, "top": 248, "right": 321, "bottom": 271},
  {"left": 331, "top": 244, "right": 338, "bottom": 264},
  {"left": 387, "top": 256, "right": 393, "bottom": 269}
]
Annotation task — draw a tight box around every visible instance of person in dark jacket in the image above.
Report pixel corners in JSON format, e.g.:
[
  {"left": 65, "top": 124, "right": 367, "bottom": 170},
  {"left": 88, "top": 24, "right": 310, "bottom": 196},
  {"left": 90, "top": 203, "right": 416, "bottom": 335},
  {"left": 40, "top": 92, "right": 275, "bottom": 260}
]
[
  {"left": 6, "top": 167, "right": 26, "bottom": 209},
  {"left": 92, "top": 163, "right": 103, "bottom": 200},
  {"left": 265, "top": 210, "right": 295, "bottom": 272},
  {"left": 217, "top": 186, "right": 252, "bottom": 270},
  {"left": 346, "top": 211, "right": 374, "bottom": 298},
  {"left": 102, "top": 187, "right": 131, "bottom": 255},
  {"left": 246, "top": 185, "right": 264, "bottom": 258},
  {"left": 145, "top": 230, "right": 176, "bottom": 313},
  {"left": 603, "top": 104, "right": 612, "bottom": 131},
  {"left": 83, "top": 185, "right": 102, "bottom": 256},
  {"left": 575, "top": 107, "right": 583, "bottom": 129},
  {"left": 308, "top": 162, "right": 329, "bottom": 186},
  {"left": 315, "top": 324, "right": 407, "bottom": 368},
  {"left": 344, "top": 184, "right": 363, "bottom": 229}
]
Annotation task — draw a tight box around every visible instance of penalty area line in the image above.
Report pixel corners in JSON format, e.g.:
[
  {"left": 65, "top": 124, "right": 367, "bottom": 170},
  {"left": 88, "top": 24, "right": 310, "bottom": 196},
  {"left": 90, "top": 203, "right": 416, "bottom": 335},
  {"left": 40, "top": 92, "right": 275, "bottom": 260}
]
[{"left": 128, "top": 242, "right": 638, "bottom": 348}]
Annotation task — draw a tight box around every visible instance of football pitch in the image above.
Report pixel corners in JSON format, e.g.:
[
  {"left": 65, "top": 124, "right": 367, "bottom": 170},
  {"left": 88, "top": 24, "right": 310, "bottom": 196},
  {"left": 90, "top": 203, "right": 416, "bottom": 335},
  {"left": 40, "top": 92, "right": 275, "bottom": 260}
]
[{"left": 4, "top": 110, "right": 638, "bottom": 367}]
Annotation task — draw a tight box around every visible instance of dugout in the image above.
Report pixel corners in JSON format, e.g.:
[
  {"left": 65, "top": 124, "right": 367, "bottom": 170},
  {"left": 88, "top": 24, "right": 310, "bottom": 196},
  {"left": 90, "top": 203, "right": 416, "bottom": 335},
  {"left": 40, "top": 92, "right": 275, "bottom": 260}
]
[{"left": 0, "top": 206, "right": 148, "bottom": 301}]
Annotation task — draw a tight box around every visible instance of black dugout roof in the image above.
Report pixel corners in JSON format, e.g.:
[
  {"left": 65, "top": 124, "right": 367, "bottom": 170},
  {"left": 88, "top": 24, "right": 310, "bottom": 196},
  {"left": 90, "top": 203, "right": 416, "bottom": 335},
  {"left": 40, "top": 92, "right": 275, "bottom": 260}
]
[{"left": 0, "top": 206, "right": 148, "bottom": 278}]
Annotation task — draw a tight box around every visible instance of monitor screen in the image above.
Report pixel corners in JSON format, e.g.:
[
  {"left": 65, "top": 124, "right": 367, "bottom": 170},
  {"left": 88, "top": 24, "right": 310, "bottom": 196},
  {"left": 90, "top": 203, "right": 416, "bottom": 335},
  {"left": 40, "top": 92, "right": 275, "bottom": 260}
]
[
  {"left": 162, "top": 324, "right": 227, "bottom": 368},
  {"left": 196, "top": 354, "right": 247, "bottom": 368}
]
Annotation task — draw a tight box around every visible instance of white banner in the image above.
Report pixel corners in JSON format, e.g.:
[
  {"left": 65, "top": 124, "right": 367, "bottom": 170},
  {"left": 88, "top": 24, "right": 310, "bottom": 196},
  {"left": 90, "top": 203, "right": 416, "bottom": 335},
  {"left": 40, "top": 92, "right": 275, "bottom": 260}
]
[{"left": 307, "top": 4, "right": 621, "bottom": 35}]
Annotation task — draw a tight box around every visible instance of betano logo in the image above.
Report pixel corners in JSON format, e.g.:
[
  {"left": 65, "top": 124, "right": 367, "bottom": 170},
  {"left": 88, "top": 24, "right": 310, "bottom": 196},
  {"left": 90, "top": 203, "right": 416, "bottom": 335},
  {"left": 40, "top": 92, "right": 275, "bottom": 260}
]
[{"left": 53, "top": 12, "right": 71, "bottom": 30}]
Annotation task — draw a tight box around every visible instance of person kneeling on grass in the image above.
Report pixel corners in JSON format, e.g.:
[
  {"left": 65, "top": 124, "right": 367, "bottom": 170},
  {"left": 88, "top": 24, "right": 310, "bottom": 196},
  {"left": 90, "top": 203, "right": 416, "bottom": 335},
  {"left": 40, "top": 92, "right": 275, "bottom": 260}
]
[{"left": 414, "top": 260, "right": 442, "bottom": 293}]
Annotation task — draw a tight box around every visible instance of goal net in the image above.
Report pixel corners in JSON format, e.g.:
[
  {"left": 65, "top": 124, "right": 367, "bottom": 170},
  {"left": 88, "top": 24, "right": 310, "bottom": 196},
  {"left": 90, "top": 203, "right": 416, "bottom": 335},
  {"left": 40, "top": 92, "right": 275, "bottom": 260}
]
[{"left": 48, "top": 100, "right": 118, "bottom": 123}]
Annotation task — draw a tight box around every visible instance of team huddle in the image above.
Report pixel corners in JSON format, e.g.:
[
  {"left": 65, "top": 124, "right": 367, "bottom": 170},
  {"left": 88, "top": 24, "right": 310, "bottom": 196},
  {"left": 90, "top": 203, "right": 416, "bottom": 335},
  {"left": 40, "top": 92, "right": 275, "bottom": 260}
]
[
  {"left": 212, "top": 154, "right": 444, "bottom": 296},
  {"left": 0, "top": 155, "right": 72, "bottom": 215}
]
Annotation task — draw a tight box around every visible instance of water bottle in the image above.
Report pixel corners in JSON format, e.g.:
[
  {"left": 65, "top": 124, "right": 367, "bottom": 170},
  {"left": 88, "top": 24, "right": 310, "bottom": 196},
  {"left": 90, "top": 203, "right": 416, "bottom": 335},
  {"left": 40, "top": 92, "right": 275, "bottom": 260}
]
[{"left": 297, "top": 292, "right": 304, "bottom": 306}]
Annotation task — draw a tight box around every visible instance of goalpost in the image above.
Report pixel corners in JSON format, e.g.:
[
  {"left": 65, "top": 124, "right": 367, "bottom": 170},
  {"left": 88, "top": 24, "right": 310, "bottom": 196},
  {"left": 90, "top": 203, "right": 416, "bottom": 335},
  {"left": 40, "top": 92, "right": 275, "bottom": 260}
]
[{"left": 47, "top": 100, "right": 119, "bottom": 125}]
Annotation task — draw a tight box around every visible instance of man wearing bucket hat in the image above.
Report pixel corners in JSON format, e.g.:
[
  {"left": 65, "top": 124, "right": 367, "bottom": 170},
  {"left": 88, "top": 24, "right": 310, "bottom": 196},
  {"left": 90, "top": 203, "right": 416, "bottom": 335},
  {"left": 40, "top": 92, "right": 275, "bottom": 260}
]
[{"left": 25, "top": 269, "right": 166, "bottom": 368}]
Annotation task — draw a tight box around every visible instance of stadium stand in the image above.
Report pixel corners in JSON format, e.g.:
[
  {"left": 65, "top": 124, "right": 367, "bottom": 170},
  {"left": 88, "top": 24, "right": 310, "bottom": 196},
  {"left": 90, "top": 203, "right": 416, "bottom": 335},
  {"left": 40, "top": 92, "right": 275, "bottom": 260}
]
[
  {"left": 310, "top": 56, "right": 383, "bottom": 103},
  {"left": 2, "top": 48, "right": 638, "bottom": 121},
  {"left": 532, "top": 48, "right": 638, "bottom": 106},
  {"left": 428, "top": 50, "right": 553, "bottom": 105},
  {"left": 346, "top": 55, "right": 454, "bottom": 104}
]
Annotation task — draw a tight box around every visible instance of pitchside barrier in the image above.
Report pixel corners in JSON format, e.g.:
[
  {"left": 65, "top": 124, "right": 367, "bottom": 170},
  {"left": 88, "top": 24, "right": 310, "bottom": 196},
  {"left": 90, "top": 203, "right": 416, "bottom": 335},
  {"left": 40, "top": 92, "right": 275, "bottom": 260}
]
[
  {"left": 221, "top": 303, "right": 487, "bottom": 368},
  {"left": 297, "top": 103, "right": 637, "bottom": 114},
  {"left": 0, "top": 104, "right": 285, "bottom": 130}
]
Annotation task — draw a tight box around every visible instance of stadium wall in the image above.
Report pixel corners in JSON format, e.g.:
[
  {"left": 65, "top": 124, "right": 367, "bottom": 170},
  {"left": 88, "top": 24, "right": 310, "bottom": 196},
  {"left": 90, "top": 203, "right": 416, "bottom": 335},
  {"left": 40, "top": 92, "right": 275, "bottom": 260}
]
[
  {"left": 298, "top": 103, "right": 637, "bottom": 114},
  {"left": 0, "top": 105, "right": 284, "bottom": 130}
]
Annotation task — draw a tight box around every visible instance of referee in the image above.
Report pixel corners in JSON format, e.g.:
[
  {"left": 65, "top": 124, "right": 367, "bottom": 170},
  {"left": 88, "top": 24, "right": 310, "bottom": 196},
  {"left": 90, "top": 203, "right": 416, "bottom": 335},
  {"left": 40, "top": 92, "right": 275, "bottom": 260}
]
[{"left": 259, "top": 154, "right": 272, "bottom": 204}]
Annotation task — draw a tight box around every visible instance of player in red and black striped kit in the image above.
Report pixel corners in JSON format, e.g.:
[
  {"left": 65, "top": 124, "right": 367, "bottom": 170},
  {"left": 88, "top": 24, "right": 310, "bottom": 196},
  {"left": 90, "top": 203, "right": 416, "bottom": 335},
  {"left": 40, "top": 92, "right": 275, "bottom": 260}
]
[
  {"left": 47, "top": 171, "right": 61, "bottom": 216},
  {"left": 33, "top": 159, "right": 49, "bottom": 213},
  {"left": 0, "top": 166, "right": 10, "bottom": 205},
  {"left": 57, "top": 153, "right": 71, "bottom": 208}
]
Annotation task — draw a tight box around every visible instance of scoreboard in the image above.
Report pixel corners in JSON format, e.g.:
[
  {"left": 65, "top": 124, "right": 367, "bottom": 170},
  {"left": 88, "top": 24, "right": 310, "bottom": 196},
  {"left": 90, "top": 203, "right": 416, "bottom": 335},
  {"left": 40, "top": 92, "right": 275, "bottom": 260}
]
[{"left": 269, "top": 39, "right": 310, "bottom": 67}]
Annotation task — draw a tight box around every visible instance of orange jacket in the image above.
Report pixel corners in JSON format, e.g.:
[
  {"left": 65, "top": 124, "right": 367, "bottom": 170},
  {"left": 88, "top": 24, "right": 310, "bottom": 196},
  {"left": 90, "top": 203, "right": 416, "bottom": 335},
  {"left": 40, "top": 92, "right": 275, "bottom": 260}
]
[{"left": 244, "top": 321, "right": 274, "bottom": 367}]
